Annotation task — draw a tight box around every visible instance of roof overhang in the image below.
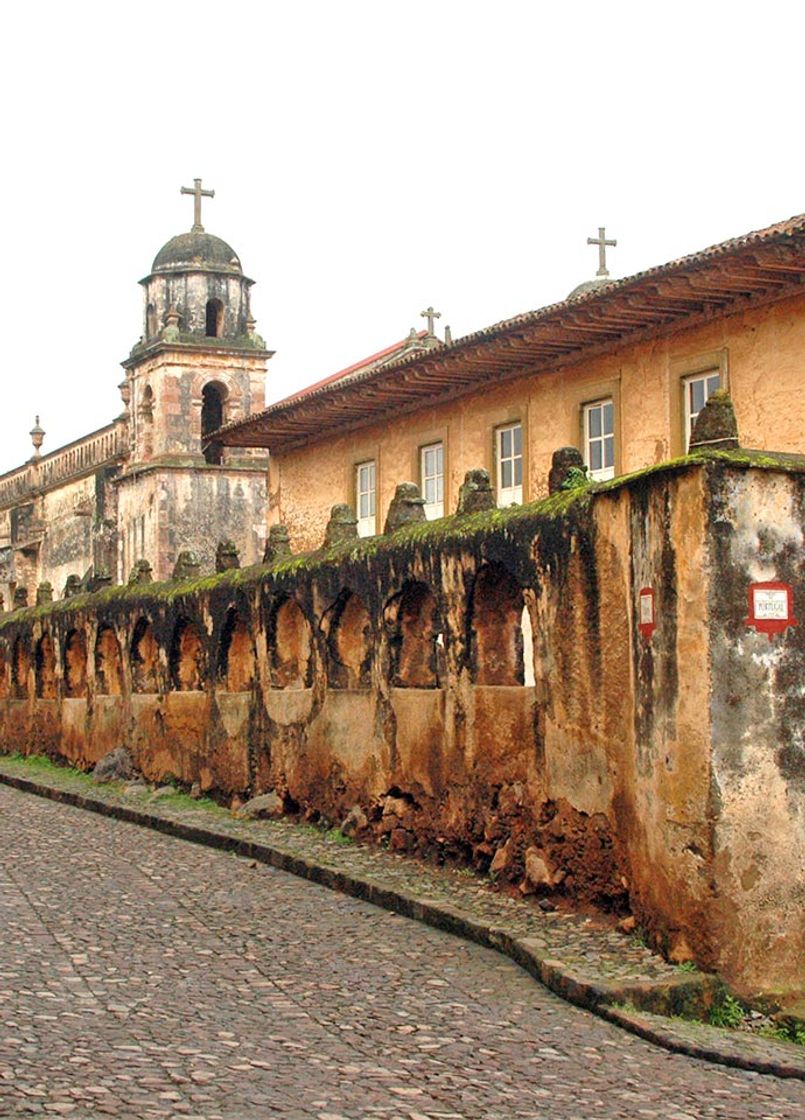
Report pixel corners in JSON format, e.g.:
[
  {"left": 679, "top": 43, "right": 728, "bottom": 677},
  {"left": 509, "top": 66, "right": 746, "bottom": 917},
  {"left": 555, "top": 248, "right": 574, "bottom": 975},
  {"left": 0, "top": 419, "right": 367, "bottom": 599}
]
[{"left": 216, "top": 214, "right": 805, "bottom": 454}]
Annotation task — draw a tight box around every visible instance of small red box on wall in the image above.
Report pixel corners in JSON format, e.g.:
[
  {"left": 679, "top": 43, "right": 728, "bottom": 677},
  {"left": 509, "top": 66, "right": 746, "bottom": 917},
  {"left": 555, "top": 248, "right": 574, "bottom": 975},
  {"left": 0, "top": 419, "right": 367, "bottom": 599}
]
[
  {"left": 638, "top": 587, "right": 656, "bottom": 640},
  {"left": 744, "top": 581, "right": 798, "bottom": 639}
]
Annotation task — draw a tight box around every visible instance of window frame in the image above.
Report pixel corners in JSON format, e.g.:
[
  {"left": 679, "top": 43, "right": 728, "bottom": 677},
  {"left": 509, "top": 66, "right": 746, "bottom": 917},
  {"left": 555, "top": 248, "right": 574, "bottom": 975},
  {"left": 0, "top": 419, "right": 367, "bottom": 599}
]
[
  {"left": 355, "top": 460, "right": 377, "bottom": 538},
  {"left": 495, "top": 421, "right": 523, "bottom": 507},
  {"left": 583, "top": 398, "right": 616, "bottom": 482},
  {"left": 669, "top": 349, "right": 729, "bottom": 456},
  {"left": 420, "top": 441, "right": 444, "bottom": 519}
]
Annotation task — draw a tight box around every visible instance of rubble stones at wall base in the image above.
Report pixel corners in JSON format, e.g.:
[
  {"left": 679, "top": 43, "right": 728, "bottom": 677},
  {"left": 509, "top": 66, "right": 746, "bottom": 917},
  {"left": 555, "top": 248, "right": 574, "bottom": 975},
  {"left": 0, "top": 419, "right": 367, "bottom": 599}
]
[{"left": 92, "top": 747, "right": 135, "bottom": 784}]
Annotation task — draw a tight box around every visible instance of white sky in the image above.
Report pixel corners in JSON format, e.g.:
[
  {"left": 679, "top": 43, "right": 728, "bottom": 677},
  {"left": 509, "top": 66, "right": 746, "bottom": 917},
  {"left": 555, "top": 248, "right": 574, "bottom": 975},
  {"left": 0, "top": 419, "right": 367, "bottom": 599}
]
[{"left": 1, "top": 0, "right": 803, "bottom": 472}]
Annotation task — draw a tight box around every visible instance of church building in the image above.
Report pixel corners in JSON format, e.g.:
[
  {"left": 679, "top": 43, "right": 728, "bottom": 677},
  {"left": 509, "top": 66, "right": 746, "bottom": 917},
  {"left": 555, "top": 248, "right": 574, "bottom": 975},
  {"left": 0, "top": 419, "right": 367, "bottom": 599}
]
[{"left": 0, "top": 181, "right": 270, "bottom": 606}]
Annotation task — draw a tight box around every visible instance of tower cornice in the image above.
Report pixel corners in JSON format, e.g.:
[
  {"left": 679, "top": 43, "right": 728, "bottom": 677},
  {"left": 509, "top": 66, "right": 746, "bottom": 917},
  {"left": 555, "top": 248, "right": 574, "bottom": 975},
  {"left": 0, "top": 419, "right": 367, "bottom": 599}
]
[{"left": 121, "top": 338, "right": 274, "bottom": 371}]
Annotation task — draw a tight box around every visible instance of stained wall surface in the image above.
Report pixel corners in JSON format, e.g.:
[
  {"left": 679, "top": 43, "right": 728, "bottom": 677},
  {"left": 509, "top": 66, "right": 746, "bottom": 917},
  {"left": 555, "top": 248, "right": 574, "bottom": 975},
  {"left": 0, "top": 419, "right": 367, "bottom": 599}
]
[
  {"left": 0, "top": 458, "right": 802, "bottom": 999},
  {"left": 270, "top": 292, "right": 805, "bottom": 552}
]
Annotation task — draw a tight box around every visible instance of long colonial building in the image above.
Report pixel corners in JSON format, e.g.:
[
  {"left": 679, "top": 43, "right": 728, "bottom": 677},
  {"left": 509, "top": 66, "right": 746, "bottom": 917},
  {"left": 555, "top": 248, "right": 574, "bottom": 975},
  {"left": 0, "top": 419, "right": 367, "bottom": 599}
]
[{"left": 218, "top": 214, "right": 805, "bottom": 552}]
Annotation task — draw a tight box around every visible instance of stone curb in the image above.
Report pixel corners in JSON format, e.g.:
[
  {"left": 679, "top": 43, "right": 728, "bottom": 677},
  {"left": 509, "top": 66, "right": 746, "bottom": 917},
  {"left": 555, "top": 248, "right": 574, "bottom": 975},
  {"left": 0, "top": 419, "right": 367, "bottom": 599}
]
[{"left": 2, "top": 770, "right": 803, "bottom": 1082}]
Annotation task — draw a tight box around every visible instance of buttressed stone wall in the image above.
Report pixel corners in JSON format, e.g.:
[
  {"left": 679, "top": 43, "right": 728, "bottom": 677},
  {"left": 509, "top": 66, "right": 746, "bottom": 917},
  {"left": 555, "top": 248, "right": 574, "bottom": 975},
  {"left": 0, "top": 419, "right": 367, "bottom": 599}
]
[{"left": 0, "top": 454, "right": 802, "bottom": 999}]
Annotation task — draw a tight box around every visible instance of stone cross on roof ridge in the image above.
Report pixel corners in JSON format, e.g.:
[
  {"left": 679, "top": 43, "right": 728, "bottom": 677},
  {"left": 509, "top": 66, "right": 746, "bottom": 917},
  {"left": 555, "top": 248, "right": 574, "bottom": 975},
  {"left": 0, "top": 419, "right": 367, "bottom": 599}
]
[
  {"left": 587, "top": 226, "right": 617, "bottom": 277},
  {"left": 181, "top": 178, "right": 215, "bottom": 233},
  {"left": 420, "top": 306, "right": 442, "bottom": 336}
]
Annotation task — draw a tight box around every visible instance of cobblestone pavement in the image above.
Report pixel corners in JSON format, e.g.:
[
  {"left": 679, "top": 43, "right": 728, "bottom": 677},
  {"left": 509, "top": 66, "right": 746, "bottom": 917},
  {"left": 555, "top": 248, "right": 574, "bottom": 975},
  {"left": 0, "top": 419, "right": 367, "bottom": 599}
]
[{"left": 0, "top": 788, "right": 803, "bottom": 1119}]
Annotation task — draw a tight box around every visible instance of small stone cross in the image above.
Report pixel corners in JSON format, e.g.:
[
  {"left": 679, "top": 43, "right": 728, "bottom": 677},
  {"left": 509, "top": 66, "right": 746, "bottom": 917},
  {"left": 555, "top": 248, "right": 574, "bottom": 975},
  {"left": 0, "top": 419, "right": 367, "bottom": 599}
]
[
  {"left": 420, "top": 306, "right": 441, "bottom": 336},
  {"left": 587, "top": 226, "right": 617, "bottom": 277},
  {"left": 181, "top": 178, "right": 215, "bottom": 233}
]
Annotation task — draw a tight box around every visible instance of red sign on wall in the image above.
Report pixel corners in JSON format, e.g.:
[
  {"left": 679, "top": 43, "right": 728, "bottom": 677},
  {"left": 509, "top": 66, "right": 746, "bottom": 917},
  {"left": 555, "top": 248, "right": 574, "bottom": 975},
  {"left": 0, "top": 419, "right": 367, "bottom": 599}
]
[
  {"left": 638, "top": 587, "right": 656, "bottom": 639},
  {"left": 744, "top": 581, "right": 798, "bottom": 640}
]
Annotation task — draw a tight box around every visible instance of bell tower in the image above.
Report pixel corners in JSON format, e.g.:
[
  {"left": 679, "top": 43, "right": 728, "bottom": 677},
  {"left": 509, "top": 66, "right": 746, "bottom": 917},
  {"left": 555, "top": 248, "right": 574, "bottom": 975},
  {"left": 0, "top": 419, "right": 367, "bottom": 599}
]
[{"left": 117, "top": 181, "right": 271, "bottom": 580}]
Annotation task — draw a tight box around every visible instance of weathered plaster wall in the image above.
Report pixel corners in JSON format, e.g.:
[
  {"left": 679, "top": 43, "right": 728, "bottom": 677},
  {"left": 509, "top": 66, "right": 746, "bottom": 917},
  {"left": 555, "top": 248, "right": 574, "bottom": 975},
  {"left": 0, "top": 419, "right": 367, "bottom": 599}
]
[
  {"left": 0, "top": 458, "right": 802, "bottom": 998},
  {"left": 0, "top": 467, "right": 121, "bottom": 602},
  {"left": 271, "top": 292, "right": 805, "bottom": 552},
  {"left": 706, "top": 468, "right": 805, "bottom": 996},
  {"left": 117, "top": 466, "right": 267, "bottom": 581}
]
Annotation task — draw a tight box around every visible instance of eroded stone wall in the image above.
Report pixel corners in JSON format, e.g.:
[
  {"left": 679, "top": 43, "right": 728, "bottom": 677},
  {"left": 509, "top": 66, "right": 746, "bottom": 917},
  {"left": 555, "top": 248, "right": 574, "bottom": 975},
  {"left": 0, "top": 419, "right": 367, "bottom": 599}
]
[{"left": 0, "top": 458, "right": 802, "bottom": 999}]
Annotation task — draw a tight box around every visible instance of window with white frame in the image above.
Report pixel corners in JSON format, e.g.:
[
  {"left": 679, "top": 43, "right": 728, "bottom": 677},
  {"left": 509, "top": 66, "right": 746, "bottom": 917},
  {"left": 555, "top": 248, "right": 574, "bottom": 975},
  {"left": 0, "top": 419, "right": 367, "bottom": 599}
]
[
  {"left": 420, "top": 442, "right": 444, "bottom": 519},
  {"left": 584, "top": 399, "right": 615, "bottom": 481},
  {"left": 355, "top": 461, "right": 376, "bottom": 537},
  {"left": 496, "top": 422, "right": 523, "bottom": 507},
  {"left": 684, "top": 370, "right": 721, "bottom": 449}
]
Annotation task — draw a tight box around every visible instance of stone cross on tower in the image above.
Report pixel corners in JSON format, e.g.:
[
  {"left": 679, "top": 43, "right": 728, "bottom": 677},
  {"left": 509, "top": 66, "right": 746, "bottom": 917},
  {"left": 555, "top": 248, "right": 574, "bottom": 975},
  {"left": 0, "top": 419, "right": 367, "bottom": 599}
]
[
  {"left": 587, "top": 226, "right": 617, "bottom": 278},
  {"left": 420, "top": 306, "right": 441, "bottom": 336},
  {"left": 181, "top": 178, "right": 215, "bottom": 233}
]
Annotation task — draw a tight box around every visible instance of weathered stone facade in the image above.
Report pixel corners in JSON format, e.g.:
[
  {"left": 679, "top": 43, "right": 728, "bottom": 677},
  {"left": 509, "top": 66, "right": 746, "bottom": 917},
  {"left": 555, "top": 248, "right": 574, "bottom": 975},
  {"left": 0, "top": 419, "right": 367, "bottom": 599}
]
[
  {"left": 0, "top": 200, "right": 269, "bottom": 605},
  {"left": 0, "top": 453, "right": 801, "bottom": 1001}
]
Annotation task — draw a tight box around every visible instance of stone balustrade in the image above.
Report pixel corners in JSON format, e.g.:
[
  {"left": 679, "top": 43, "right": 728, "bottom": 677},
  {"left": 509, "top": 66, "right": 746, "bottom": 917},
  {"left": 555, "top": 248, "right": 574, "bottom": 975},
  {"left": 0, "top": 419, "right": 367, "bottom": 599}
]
[{"left": 0, "top": 422, "right": 126, "bottom": 508}]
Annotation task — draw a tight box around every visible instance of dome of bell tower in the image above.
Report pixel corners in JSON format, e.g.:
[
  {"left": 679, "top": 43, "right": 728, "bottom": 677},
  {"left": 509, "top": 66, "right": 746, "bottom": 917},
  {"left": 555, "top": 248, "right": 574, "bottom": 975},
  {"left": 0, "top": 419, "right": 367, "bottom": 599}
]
[{"left": 152, "top": 231, "right": 243, "bottom": 275}]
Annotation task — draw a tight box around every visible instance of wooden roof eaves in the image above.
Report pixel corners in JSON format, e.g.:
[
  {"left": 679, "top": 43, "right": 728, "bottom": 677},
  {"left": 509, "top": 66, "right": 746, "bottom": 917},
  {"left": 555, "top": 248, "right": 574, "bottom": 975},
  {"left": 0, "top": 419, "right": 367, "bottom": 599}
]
[
  {"left": 218, "top": 230, "right": 805, "bottom": 451},
  {"left": 227, "top": 275, "right": 804, "bottom": 453}
]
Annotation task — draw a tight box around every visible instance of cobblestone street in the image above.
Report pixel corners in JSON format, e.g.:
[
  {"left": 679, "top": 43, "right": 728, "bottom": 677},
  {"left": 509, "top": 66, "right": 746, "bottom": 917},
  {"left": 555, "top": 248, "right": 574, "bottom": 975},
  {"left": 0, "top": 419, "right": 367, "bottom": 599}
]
[{"left": 0, "top": 786, "right": 802, "bottom": 1120}]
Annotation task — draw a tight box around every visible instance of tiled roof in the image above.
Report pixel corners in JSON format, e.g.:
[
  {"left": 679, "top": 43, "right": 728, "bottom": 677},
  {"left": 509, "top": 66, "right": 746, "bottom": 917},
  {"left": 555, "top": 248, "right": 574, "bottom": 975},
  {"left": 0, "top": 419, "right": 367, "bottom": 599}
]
[
  {"left": 269, "top": 332, "right": 428, "bottom": 408},
  {"left": 217, "top": 212, "right": 805, "bottom": 452}
]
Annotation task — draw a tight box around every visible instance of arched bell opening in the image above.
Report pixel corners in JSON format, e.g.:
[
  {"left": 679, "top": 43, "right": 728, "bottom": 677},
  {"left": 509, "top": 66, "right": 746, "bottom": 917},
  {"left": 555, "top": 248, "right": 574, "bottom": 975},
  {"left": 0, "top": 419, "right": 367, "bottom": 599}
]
[
  {"left": 205, "top": 298, "right": 224, "bottom": 338},
  {"left": 201, "top": 381, "right": 227, "bottom": 465}
]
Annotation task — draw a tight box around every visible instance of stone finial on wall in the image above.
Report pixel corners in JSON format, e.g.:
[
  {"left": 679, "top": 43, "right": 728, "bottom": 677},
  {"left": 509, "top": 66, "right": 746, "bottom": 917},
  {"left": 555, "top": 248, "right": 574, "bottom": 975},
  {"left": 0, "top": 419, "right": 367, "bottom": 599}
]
[
  {"left": 128, "top": 559, "right": 153, "bottom": 585},
  {"left": 86, "top": 570, "right": 113, "bottom": 594},
  {"left": 689, "top": 389, "right": 740, "bottom": 451},
  {"left": 324, "top": 504, "right": 358, "bottom": 548},
  {"left": 172, "top": 551, "right": 201, "bottom": 581},
  {"left": 384, "top": 482, "right": 426, "bottom": 534},
  {"left": 263, "top": 525, "right": 292, "bottom": 565},
  {"left": 457, "top": 468, "right": 495, "bottom": 514},
  {"left": 162, "top": 305, "right": 181, "bottom": 342},
  {"left": 13, "top": 588, "right": 28, "bottom": 610},
  {"left": 36, "top": 582, "right": 53, "bottom": 606},
  {"left": 548, "top": 447, "right": 588, "bottom": 495},
  {"left": 63, "top": 575, "right": 82, "bottom": 599},
  {"left": 216, "top": 540, "right": 241, "bottom": 572}
]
